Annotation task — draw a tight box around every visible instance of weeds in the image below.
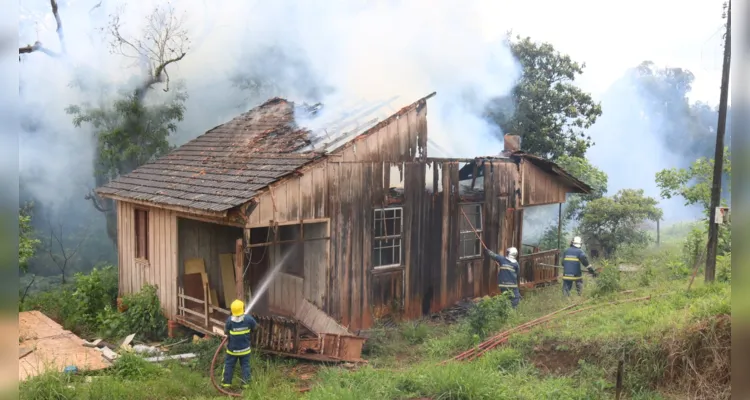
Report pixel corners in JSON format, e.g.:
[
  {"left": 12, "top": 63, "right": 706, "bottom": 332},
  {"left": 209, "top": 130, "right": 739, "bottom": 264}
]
[
  {"left": 590, "top": 261, "right": 621, "bottom": 298},
  {"left": 400, "top": 321, "right": 430, "bottom": 345},
  {"left": 467, "top": 293, "right": 512, "bottom": 338}
]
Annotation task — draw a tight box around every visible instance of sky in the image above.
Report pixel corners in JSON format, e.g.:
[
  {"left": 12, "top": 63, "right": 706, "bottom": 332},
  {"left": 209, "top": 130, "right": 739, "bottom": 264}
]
[{"left": 478, "top": 0, "right": 727, "bottom": 105}]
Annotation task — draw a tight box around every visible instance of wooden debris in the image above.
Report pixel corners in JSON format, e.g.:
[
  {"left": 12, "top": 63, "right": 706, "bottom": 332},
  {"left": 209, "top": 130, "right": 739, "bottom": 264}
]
[
  {"left": 120, "top": 334, "right": 136, "bottom": 349},
  {"left": 144, "top": 353, "right": 196, "bottom": 363},
  {"left": 83, "top": 339, "right": 102, "bottom": 348},
  {"left": 99, "top": 347, "right": 119, "bottom": 362}
]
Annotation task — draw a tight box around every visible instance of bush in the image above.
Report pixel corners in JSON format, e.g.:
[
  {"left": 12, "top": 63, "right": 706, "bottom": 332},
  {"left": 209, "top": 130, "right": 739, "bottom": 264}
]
[
  {"left": 682, "top": 225, "right": 706, "bottom": 268},
  {"left": 590, "top": 261, "right": 621, "bottom": 298},
  {"left": 466, "top": 294, "right": 512, "bottom": 338},
  {"left": 400, "top": 321, "right": 430, "bottom": 345},
  {"left": 717, "top": 253, "right": 731, "bottom": 283},
  {"left": 99, "top": 285, "right": 167, "bottom": 341},
  {"left": 71, "top": 265, "right": 118, "bottom": 327}
]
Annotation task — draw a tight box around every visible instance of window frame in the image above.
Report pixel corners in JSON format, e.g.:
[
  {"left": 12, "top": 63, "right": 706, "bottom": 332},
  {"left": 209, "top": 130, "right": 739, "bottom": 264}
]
[
  {"left": 372, "top": 207, "right": 404, "bottom": 269},
  {"left": 134, "top": 208, "right": 149, "bottom": 261},
  {"left": 458, "top": 203, "right": 483, "bottom": 260}
]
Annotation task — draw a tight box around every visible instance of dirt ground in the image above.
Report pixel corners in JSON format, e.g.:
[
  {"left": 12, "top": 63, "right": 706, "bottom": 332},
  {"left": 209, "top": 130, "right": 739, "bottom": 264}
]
[{"left": 530, "top": 341, "right": 584, "bottom": 376}]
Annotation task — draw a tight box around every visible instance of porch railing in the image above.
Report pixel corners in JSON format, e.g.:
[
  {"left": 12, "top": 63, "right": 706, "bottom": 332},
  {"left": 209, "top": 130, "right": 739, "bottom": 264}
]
[{"left": 518, "top": 249, "right": 560, "bottom": 287}]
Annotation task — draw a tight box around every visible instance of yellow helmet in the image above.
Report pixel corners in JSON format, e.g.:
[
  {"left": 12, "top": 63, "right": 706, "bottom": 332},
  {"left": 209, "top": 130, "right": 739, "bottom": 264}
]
[{"left": 230, "top": 299, "right": 245, "bottom": 317}]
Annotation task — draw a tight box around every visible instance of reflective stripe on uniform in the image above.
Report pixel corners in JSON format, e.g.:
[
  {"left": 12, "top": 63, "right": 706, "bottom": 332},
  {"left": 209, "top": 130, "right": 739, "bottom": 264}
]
[
  {"left": 498, "top": 283, "right": 518, "bottom": 288},
  {"left": 230, "top": 328, "right": 251, "bottom": 335},
  {"left": 563, "top": 257, "right": 580, "bottom": 262},
  {"left": 562, "top": 275, "right": 583, "bottom": 281},
  {"left": 227, "top": 347, "right": 252, "bottom": 356},
  {"left": 499, "top": 266, "right": 515, "bottom": 272}
]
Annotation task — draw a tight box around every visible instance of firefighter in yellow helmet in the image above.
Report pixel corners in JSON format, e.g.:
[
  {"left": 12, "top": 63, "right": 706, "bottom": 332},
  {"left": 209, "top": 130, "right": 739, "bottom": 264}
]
[{"left": 222, "top": 299, "right": 258, "bottom": 389}]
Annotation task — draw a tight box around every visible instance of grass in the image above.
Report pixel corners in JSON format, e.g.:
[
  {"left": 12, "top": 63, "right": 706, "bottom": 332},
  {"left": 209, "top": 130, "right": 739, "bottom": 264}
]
[{"left": 20, "top": 244, "right": 730, "bottom": 400}]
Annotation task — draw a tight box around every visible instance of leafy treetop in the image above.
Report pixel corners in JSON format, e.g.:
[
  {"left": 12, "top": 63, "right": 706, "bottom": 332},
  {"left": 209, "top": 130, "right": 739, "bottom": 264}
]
[
  {"left": 655, "top": 149, "right": 731, "bottom": 216},
  {"left": 488, "top": 35, "right": 603, "bottom": 160}
]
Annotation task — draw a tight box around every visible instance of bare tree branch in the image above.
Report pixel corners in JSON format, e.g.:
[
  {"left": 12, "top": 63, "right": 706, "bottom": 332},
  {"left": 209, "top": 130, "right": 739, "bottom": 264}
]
[
  {"left": 46, "top": 219, "right": 90, "bottom": 284},
  {"left": 105, "top": 3, "right": 190, "bottom": 98},
  {"left": 20, "top": 274, "right": 37, "bottom": 304},
  {"left": 18, "top": 0, "right": 66, "bottom": 59},
  {"left": 85, "top": 189, "right": 113, "bottom": 212}
]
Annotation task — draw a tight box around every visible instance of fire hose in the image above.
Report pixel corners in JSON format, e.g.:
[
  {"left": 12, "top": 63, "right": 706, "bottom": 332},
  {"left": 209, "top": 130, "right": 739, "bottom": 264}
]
[{"left": 209, "top": 336, "right": 243, "bottom": 398}]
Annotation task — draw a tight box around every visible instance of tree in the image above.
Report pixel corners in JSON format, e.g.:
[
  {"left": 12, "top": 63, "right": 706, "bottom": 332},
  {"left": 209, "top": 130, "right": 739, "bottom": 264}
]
[
  {"left": 19, "top": 203, "right": 41, "bottom": 273},
  {"left": 66, "top": 3, "right": 190, "bottom": 244},
  {"left": 555, "top": 155, "right": 608, "bottom": 221},
  {"left": 45, "top": 220, "right": 90, "bottom": 284},
  {"left": 488, "top": 36, "right": 602, "bottom": 160},
  {"left": 19, "top": 0, "right": 66, "bottom": 58},
  {"left": 578, "top": 189, "right": 662, "bottom": 257},
  {"left": 655, "top": 150, "right": 731, "bottom": 215}
]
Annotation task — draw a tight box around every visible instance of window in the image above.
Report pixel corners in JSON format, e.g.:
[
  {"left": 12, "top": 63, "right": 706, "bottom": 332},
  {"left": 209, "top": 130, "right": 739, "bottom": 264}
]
[
  {"left": 459, "top": 203, "right": 482, "bottom": 259},
  {"left": 134, "top": 209, "right": 149, "bottom": 260},
  {"left": 373, "top": 207, "right": 403, "bottom": 268}
]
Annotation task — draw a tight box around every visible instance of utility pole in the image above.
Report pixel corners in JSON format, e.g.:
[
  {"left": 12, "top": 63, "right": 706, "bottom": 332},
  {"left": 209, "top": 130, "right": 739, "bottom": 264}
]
[{"left": 705, "top": 0, "right": 731, "bottom": 282}]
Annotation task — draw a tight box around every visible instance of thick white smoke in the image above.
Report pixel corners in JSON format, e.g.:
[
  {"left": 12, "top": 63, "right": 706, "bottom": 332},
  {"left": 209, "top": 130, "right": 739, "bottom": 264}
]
[{"left": 19, "top": 0, "right": 521, "bottom": 213}]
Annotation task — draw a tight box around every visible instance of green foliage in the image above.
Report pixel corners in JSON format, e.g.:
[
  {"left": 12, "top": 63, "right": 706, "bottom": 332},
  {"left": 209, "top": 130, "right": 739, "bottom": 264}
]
[
  {"left": 579, "top": 189, "right": 662, "bottom": 257},
  {"left": 555, "top": 155, "right": 608, "bottom": 221},
  {"left": 489, "top": 36, "right": 602, "bottom": 160},
  {"left": 71, "top": 265, "right": 119, "bottom": 327},
  {"left": 590, "top": 262, "right": 621, "bottom": 298},
  {"left": 717, "top": 252, "right": 731, "bottom": 283},
  {"left": 21, "top": 286, "right": 80, "bottom": 331},
  {"left": 100, "top": 285, "right": 167, "bottom": 341},
  {"left": 109, "top": 352, "right": 164, "bottom": 380},
  {"left": 467, "top": 294, "right": 512, "bottom": 338},
  {"left": 400, "top": 321, "right": 430, "bottom": 345},
  {"left": 683, "top": 224, "right": 706, "bottom": 268},
  {"left": 18, "top": 203, "right": 40, "bottom": 273},
  {"left": 66, "top": 89, "right": 186, "bottom": 182},
  {"left": 655, "top": 150, "right": 731, "bottom": 216}
]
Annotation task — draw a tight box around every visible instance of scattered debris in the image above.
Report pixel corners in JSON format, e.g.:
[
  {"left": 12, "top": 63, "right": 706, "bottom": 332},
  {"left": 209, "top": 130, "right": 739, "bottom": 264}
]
[
  {"left": 63, "top": 366, "right": 78, "bottom": 374},
  {"left": 144, "top": 353, "right": 197, "bottom": 363},
  {"left": 132, "top": 344, "right": 160, "bottom": 355},
  {"left": 120, "top": 333, "right": 136, "bottom": 350},
  {"left": 100, "top": 347, "right": 119, "bottom": 362},
  {"left": 161, "top": 338, "right": 188, "bottom": 349},
  {"left": 430, "top": 299, "right": 476, "bottom": 324},
  {"left": 82, "top": 338, "right": 102, "bottom": 348},
  {"left": 19, "top": 311, "right": 111, "bottom": 381}
]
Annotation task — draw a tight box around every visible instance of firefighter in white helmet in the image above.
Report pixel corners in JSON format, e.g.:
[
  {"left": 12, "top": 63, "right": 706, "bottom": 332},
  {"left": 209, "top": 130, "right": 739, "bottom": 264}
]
[
  {"left": 561, "top": 236, "right": 597, "bottom": 296},
  {"left": 485, "top": 246, "right": 521, "bottom": 308}
]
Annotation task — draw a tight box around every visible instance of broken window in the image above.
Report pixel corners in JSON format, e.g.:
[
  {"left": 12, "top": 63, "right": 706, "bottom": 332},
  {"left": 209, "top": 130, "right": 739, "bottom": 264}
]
[
  {"left": 134, "top": 209, "right": 149, "bottom": 261},
  {"left": 372, "top": 207, "right": 403, "bottom": 268},
  {"left": 459, "top": 203, "right": 482, "bottom": 259},
  {"left": 279, "top": 224, "right": 303, "bottom": 277}
]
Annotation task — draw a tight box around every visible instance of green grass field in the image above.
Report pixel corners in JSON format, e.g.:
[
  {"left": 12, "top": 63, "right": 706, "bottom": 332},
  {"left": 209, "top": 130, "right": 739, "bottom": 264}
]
[{"left": 20, "top": 244, "right": 730, "bottom": 400}]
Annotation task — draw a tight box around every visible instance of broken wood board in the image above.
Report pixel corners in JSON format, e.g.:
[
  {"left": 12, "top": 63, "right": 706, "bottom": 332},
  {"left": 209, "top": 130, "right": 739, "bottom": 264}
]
[
  {"left": 184, "top": 258, "right": 206, "bottom": 275},
  {"left": 100, "top": 347, "right": 119, "bottom": 362},
  {"left": 183, "top": 273, "right": 206, "bottom": 313},
  {"left": 210, "top": 289, "right": 219, "bottom": 308},
  {"left": 18, "top": 311, "right": 111, "bottom": 381},
  {"left": 83, "top": 339, "right": 102, "bottom": 348},
  {"left": 120, "top": 333, "right": 136, "bottom": 350},
  {"left": 295, "top": 299, "right": 350, "bottom": 335},
  {"left": 219, "top": 253, "right": 236, "bottom": 309}
]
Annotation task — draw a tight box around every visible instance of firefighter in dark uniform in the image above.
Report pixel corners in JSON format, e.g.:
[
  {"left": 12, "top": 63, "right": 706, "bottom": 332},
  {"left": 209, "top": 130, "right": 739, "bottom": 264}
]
[
  {"left": 562, "top": 236, "right": 597, "bottom": 296},
  {"left": 485, "top": 246, "right": 521, "bottom": 308}
]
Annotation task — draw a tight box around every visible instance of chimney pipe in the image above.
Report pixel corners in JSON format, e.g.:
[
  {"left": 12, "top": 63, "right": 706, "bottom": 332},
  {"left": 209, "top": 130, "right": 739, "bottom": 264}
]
[{"left": 503, "top": 134, "right": 521, "bottom": 153}]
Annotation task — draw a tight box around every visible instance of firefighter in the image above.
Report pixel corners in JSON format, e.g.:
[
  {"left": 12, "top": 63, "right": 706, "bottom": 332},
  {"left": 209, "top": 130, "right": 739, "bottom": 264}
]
[
  {"left": 222, "top": 299, "right": 258, "bottom": 389},
  {"left": 485, "top": 246, "right": 521, "bottom": 308},
  {"left": 562, "top": 236, "right": 597, "bottom": 296}
]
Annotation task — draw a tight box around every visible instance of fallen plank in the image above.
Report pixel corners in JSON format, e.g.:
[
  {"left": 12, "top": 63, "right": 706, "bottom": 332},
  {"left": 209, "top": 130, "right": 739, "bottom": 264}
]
[
  {"left": 83, "top": 339, "right": 102, "bottom": 348},
  {"left": 120, "top": 334, "right": 136, "bottom": 350},
  {"left": 99, "top": 347, "right": 119, "bottom": 362},
  {"left": 144, "top": 353, "right": 197, "bottom": 363},
  {"left": 18, "top": 347, "right": 32, "bottom": 359}
]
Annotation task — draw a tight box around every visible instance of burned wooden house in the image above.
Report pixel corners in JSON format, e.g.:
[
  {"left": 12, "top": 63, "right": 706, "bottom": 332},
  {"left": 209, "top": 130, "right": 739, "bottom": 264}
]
[{"left": 96, "top": 93, "right": 590, "bottom": 361}]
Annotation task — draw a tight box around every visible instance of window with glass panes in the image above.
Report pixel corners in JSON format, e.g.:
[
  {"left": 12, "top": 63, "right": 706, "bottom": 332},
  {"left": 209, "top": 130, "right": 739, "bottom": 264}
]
[
  {"left": 372, "top": 207, "right": 403, "bottom": 268},
  {"left": 459, "top": 203, "right": 482, "bottom": 259}
]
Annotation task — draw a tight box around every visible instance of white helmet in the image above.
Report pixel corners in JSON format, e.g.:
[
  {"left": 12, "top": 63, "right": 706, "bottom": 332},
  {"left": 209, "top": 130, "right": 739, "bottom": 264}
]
[
  {"left": 572, "top": 236, "right": 582, "bottom": 248},
  {"left": 506, "top": 247, "right": 518, "bottom": 261}
]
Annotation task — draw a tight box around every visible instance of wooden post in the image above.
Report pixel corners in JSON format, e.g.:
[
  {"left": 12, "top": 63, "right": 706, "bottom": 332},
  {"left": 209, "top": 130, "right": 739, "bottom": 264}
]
[
  {"left": 656, "top": 219, "right": 660, "bottom": 247},
  {"left": 235, "top": 238, "right": 245, "bottom": 301},
  {"left": 705, "top": 0, "right": 731, "bottom": 282},
  {"left": 615, "top": 358, "right": 624, "bottom": 399},
  {"left": 203, "top": 281, "right": 210, "bottom": 328}
]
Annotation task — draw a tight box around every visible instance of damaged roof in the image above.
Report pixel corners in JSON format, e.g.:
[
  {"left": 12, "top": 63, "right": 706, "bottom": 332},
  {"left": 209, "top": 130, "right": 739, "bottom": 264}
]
[{"left": 96, "top": 94, "right": 434, "bottom": 214}]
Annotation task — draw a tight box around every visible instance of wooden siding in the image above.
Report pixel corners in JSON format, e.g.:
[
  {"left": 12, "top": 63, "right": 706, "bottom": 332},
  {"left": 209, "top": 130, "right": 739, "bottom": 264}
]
[
  {"left": 117, "top": 201, "right": 178, "bottom": 318},
  {"left": 522, "top": 159, "right": 570, "bottom": 206}
]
